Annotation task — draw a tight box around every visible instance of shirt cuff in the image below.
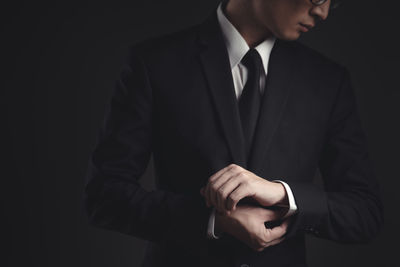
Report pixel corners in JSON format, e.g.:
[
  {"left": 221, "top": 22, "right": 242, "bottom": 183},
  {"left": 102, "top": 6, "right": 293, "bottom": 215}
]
[
  {"left": 272, "top": 180, "right": 298, "bottom": 218},
  {"left": 207, "top": 207, "right": 221, "bottom": 239}
]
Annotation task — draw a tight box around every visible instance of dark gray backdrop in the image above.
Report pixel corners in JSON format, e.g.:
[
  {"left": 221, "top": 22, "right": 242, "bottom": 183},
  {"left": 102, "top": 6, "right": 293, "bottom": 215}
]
[{"left": 1, "top": 0, "right": 398, "bottom": 266}]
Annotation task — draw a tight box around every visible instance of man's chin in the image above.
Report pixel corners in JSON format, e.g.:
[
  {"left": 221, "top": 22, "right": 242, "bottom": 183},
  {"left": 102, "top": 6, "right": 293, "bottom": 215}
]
[{"left": 277, "top": 31, "right": 301, "bottom": 41}]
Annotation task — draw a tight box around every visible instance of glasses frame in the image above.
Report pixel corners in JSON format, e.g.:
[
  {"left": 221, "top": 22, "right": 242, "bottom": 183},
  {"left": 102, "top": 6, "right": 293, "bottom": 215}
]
[{"left": 310, "top": 0, "right": 341, "bottom": 10}]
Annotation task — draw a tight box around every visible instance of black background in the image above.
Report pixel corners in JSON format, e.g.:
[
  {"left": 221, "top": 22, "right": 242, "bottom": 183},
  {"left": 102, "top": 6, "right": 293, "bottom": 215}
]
[{"left": 1, "top": 0, "right": 398, "bottom": 266}]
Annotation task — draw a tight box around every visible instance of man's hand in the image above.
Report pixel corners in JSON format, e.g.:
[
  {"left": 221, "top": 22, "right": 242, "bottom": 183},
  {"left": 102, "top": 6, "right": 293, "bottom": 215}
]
[
  {"left": 215, "top": 204, "right": 290, "bottom": 252},
  {"left": 200, "top": 164, "right": 288, "bottom": 214}
]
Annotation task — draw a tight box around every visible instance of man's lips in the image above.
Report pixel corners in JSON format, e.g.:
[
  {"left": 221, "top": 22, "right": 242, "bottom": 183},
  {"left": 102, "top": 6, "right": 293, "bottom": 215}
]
[{"left": 299, "top": 23, "right": 314, "bottom": 32}]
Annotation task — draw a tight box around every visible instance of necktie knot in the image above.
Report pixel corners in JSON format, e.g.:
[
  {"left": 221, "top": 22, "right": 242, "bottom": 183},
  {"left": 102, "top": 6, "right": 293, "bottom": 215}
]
[{"left": 241, "top": 48, "right": 263, "bottom": 74}]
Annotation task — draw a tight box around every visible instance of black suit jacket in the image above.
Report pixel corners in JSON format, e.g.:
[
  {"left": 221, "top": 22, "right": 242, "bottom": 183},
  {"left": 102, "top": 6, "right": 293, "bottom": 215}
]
[{"left": 84, "top": 9, "right": 384, "bottom": 267}]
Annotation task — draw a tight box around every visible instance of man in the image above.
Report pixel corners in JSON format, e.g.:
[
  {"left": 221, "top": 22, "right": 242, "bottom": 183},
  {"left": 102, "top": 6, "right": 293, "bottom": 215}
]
[{"left": 84, "top": 0, "right": 384, "bottom": 266}]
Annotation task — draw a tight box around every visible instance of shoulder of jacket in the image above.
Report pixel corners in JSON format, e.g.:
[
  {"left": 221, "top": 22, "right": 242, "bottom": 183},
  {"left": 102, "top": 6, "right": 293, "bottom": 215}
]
[
  {"left": 288, "top": 40, "right": 346, "bottom": 74},
  {"left": 126, "top": 23, "right": 200, "bottom": 62}
]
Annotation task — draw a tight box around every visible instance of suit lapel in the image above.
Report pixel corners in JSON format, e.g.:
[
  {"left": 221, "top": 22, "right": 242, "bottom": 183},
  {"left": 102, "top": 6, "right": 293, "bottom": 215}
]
[
  {"left": 197, "top": 12, "right": 247, "bottom": 169},
  {"left": 196, "top": 12, "right": 298, "bottom": 174},
  {"left": 248, "top": 39, "right": 298, "bottom": 174}
]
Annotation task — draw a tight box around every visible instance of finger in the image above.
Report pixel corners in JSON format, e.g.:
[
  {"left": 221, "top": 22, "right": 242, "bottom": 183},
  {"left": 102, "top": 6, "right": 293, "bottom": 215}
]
[
  {"left": 202, "top": 185, "right": 210, "bottom": 207},
  {"left": 262, "top": 235, "right": 285, "bottom": 249},
  {"left": 209, "top": 173, "right": 232, "bottom": 209},
  {"left": 216, "top": 177, "right": 241, "bottom": 213},
  {"left": 205, "top": 186, "right": 211, "bottom": 207},
  {"left": 265, "top": 218, "right": 290, "bottom": 240},
  {"left": 205, "top": 178, "right": 220, "bottom": 207},
  {"left": 226, "top": 181, "right": 251, "bottom": 211},
  {"left": 208, "top": 163, "right": 238, "bottom": 183},
  {"left": 253, "top": 235, "right": 285, "bottom": 252},
  {"left": 204, "top": 164, "right": 237, "bottom": 207},
  {"left": 207, "top": 166, "right": 240, "bottom": 208},
  {"left": 262, "top": 208, "right": 283, "bottom": 222}
]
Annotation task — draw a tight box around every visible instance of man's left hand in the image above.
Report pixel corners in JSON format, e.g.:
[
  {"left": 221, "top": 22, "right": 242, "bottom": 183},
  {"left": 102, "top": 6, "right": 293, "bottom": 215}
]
[{"left": 200, "top": 164, "right": 288, "bottom": 214}]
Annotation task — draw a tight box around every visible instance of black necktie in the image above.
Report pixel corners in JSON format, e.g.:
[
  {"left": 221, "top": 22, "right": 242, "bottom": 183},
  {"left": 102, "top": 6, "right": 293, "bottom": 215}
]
[{"left": 238, "top": 48, "right": 263, "bottom": 161}]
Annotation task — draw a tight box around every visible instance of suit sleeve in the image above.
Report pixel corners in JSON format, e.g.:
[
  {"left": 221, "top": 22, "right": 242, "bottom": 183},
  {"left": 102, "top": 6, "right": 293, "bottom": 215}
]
[
  {"left": 284, "top": 67, "right": 384, "bottom": 243},
  {"left": 83, "top": 46, "right": 212, "bottom": 255}
]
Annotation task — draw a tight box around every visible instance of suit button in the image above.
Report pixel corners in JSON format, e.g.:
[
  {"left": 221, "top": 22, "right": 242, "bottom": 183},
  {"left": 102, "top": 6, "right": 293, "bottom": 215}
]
[{"left": 240, "top": 264, "right": 250, "bottom": 267}]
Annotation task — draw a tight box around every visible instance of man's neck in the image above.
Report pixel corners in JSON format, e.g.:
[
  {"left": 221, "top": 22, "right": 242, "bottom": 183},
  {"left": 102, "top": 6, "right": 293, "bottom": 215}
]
[{"left": 223, "top": 1, "right": 273, "bottom": 48}]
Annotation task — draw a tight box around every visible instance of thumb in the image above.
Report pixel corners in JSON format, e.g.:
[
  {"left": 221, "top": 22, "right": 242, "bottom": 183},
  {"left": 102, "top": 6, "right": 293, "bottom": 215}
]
[{"left": 262, "top": 208, "right": 281, "bottom": 222}]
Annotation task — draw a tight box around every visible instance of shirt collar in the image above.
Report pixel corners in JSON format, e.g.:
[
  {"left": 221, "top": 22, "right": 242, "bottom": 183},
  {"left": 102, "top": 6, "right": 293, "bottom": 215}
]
[{"left": 216, "top": 1, "right": 276, "bottom": 74}]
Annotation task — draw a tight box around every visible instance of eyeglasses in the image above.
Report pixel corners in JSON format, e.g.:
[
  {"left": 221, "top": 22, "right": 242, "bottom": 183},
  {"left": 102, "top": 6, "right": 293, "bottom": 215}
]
[{"left": 310, "top": 0, "right": 341, "bottom": 10}]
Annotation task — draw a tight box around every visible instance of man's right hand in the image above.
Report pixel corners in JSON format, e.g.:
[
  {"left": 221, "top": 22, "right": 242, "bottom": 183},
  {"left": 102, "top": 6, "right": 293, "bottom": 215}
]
[{"left": 215, "top": 204, "right": 290, "bottom": 252}]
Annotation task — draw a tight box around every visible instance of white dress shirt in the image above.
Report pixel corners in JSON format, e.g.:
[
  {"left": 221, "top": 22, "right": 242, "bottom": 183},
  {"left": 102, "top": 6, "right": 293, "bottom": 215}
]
[{"left": 207, "top": 2, "right": 298, "bottom": 239}]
